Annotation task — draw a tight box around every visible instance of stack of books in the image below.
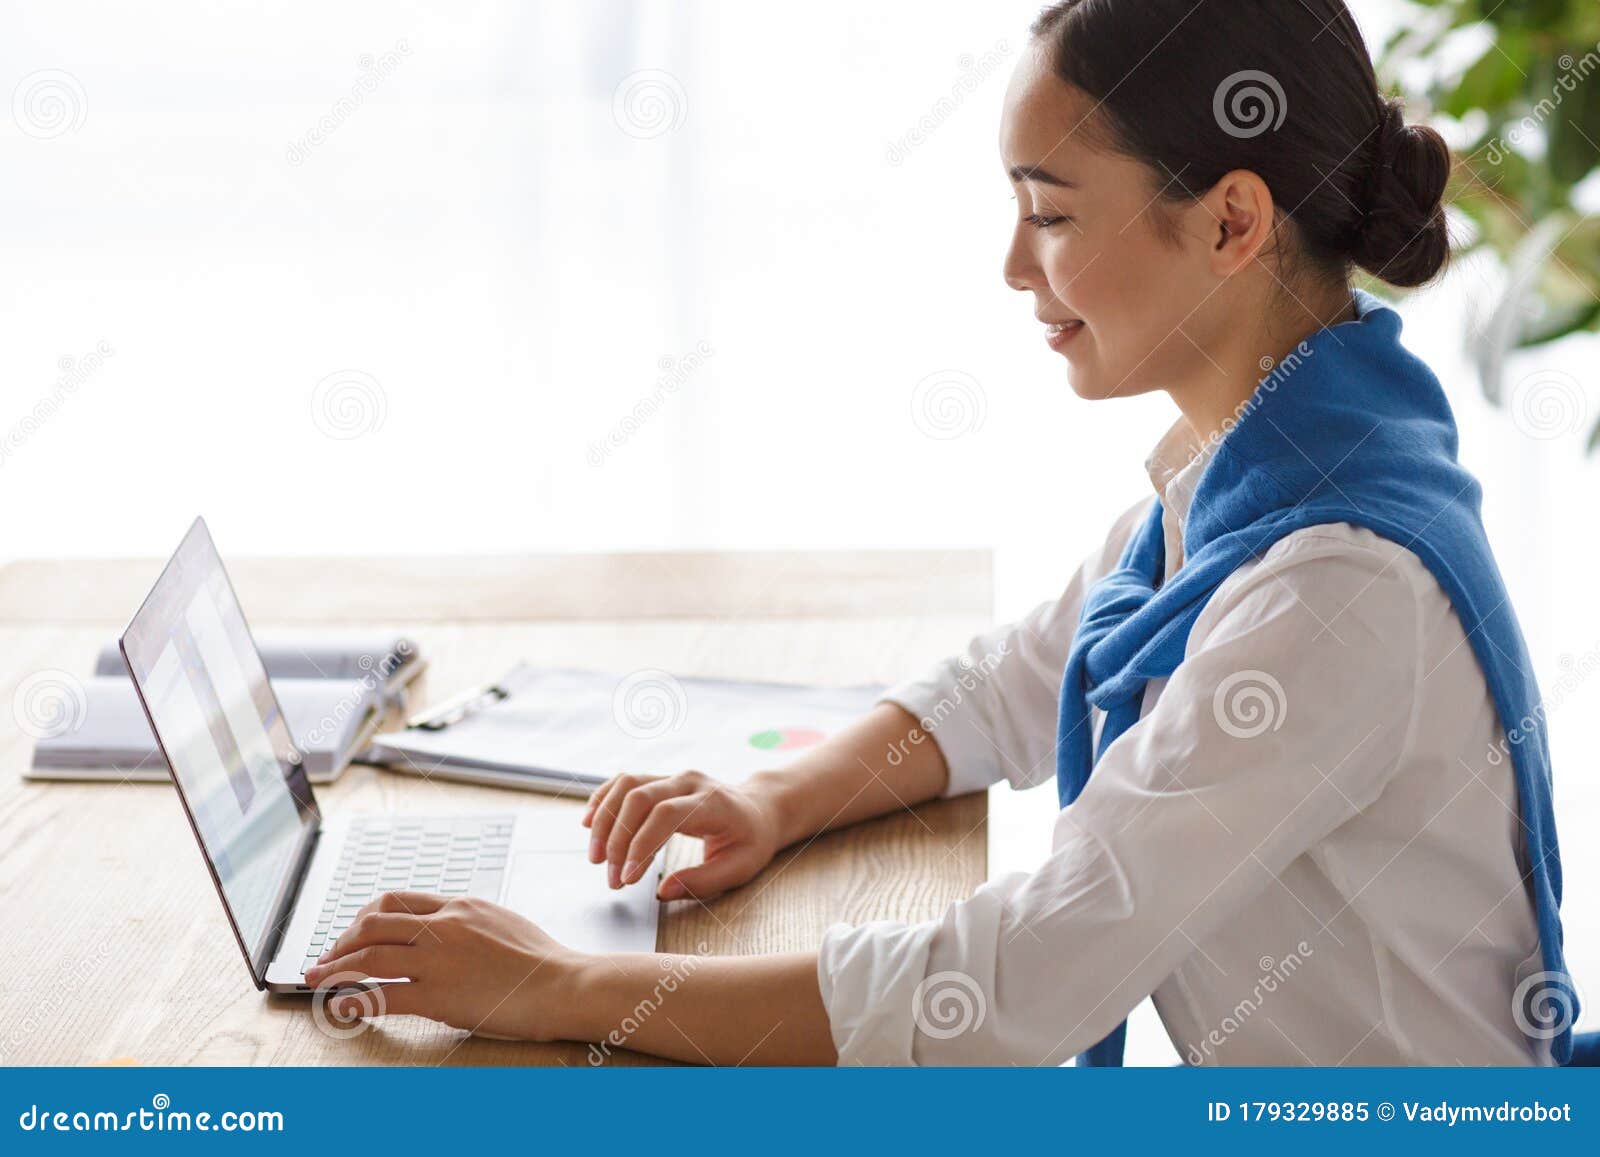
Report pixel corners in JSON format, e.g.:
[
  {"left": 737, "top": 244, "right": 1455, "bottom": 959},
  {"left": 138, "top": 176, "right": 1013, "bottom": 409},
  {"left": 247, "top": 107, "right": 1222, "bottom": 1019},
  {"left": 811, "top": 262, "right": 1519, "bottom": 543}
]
[{"left": 27, "top": 635, "right": 425, "bottom": 784}]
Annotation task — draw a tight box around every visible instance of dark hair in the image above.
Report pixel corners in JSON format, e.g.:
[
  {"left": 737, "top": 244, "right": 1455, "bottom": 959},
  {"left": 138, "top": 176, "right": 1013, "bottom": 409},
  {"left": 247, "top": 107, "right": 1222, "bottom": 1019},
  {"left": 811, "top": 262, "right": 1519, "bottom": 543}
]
[{"left": 1031, "top": 0, "right": 1451, "bottom": 288}]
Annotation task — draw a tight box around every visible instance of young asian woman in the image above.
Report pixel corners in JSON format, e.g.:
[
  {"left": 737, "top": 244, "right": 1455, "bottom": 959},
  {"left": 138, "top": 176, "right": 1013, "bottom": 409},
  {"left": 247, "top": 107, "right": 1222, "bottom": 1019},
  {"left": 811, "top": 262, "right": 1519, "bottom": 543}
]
[{"left": 306, "top": 0, "right": 1595, "bottom": 1066}]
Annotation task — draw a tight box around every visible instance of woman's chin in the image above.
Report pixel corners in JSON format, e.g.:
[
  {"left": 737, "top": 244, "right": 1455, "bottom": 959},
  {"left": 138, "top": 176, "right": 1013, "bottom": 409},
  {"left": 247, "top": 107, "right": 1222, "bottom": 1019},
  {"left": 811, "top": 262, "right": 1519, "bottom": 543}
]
[
  {"left": 1066, "top": 358, "right": 1151, "bottom": 402},
  {"left": 1065, "top": 365, "right": 1113, "bottom": 400}
]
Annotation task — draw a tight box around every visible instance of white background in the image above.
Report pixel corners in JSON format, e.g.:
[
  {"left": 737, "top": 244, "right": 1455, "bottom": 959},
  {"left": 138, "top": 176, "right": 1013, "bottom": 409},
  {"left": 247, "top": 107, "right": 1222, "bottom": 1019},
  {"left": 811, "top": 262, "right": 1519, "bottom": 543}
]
[{"left": 4, "top": 0, "right": 1596, "bottom": 1060}]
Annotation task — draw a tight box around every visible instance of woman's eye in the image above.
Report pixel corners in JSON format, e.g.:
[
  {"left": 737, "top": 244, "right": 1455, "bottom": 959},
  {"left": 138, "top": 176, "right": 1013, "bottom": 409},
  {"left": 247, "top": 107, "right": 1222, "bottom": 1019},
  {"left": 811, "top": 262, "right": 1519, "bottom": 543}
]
[{"left": 1025, "top": 214, "right": 1072, "bottom": 230}]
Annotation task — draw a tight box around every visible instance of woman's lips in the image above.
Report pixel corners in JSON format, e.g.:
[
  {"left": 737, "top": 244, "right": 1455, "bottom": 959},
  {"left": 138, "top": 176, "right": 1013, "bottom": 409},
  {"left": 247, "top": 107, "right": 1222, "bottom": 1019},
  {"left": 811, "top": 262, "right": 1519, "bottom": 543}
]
[{"left": 1045, "top": 319, "right": 1085, "bottom": 352}]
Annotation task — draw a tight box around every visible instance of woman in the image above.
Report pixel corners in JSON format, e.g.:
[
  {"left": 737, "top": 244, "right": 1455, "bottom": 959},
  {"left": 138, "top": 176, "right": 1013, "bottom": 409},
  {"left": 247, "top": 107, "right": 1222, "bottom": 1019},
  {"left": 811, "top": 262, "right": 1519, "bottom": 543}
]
[{"left": 307, "top": 0, "right": 1585, "bottom": 1065}]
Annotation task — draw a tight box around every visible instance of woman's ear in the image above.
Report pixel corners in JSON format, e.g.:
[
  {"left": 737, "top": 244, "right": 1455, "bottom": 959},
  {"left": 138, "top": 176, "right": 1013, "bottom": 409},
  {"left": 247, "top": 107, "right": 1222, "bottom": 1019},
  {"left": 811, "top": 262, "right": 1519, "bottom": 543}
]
[{"left": 1199, "top": 170, "right": 1275, "bottom": 277}]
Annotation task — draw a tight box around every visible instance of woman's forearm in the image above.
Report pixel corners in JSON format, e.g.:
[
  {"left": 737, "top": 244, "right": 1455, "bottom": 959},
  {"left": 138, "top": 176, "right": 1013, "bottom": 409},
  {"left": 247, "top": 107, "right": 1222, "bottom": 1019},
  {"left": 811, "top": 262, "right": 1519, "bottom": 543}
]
[
  {"left": 568, "top": 950, "right": 836, "bottom": 1065},
  {"left": 558, "top": 704, "right": 948, "bottom": 1065},
  {"left": 743, "top": 702, "right": 951, "bottom": 849}
]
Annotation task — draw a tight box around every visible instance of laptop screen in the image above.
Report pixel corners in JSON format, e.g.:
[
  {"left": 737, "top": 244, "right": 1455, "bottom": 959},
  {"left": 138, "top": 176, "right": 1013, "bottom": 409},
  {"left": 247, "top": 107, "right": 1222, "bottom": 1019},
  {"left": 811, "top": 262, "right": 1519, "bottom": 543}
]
[{"left": 121, "top": 518, "right": 318, "bottom": 980}]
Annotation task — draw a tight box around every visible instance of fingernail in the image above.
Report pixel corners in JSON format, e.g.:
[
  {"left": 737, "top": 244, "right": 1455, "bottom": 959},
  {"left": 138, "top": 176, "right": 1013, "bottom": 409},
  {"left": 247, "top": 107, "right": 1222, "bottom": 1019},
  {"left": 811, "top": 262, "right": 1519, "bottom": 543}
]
[
  {"left": 608, "top": 863, "right": 620, "bottom": 889},
  {"left": 588, "top": 837, "right": 602, "bottom": 862},
  {"left": 622, "top": 860, "right": 639, "bottom": 883},
  {"left": 658, "top": 879, "right": 682, "bottom": 901}
]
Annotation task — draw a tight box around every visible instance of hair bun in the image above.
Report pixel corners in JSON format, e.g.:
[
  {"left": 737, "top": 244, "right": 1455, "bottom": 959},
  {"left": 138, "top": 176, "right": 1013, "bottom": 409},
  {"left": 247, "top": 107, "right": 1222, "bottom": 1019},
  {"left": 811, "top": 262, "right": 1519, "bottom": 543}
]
[{"left": 1351, "top": 100, "right": 1452, "bottom": 288}]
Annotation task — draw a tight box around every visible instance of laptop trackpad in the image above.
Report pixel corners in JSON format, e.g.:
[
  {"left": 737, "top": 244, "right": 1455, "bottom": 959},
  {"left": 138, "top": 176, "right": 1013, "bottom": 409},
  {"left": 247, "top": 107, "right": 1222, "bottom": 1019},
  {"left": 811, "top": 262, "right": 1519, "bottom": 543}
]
[{"left": 502, "top": 851, "right": 660, "bottom": 956}]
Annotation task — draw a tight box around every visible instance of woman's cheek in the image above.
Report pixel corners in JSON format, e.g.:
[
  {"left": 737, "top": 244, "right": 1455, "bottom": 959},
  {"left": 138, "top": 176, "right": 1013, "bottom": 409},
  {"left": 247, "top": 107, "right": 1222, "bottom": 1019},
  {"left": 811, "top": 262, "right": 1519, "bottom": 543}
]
[{"left": 1043, "top": 251, "right": 1097, "bottom": 310}]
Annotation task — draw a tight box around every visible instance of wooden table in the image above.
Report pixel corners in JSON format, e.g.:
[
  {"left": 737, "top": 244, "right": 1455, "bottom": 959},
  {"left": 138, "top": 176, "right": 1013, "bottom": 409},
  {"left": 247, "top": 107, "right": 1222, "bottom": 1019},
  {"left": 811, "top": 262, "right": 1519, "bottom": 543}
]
[{"left": 0, "top": 550, "right": 990, "bottom": 1065}]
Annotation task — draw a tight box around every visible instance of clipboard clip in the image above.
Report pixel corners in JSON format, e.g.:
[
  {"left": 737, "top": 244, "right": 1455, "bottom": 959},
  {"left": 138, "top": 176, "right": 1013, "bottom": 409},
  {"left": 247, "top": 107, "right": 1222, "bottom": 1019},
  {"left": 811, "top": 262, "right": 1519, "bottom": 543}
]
[{"left": 405, "top": 682, "right": 509, "bottom": 731}]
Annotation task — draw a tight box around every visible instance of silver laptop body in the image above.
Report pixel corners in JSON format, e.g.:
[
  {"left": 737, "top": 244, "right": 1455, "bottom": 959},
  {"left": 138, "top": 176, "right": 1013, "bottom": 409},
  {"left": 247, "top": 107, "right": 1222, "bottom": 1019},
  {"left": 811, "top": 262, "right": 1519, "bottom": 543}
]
[{"left": 121, "top": 518, "right": 659, "bottom": 994}]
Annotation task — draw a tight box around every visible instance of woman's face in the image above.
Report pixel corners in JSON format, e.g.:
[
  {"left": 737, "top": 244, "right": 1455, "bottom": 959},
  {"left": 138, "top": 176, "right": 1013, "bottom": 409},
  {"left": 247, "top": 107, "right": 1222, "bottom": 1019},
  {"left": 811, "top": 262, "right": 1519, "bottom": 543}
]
[{"left": 999, "top": 40, "right": 1225, "bottom": 401}]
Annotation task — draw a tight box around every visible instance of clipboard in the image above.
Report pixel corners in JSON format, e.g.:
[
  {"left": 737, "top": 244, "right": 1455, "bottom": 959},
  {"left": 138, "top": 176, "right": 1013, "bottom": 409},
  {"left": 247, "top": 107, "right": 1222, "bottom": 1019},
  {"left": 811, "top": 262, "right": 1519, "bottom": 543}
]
[{"left": 367, "top": 664, "right": 883, "bottom": 795}]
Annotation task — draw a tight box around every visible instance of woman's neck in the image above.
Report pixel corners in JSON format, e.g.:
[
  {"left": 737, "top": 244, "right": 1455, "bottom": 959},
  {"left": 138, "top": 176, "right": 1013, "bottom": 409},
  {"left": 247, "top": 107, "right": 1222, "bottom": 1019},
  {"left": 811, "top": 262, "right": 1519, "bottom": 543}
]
[{"left": 1168, "top": 284, "right": 1357, "bottom": 447}]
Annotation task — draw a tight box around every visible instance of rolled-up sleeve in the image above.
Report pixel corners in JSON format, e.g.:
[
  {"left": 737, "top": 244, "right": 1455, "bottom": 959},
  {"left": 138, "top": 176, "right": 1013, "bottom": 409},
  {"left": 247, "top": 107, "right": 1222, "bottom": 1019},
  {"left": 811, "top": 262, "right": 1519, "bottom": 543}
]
[
  {"left": 821, "top": 529, "right": 1424, "bottom": 1065},
  {"left": 880, "top": 498, "right": 1154, "bottom": 797}
]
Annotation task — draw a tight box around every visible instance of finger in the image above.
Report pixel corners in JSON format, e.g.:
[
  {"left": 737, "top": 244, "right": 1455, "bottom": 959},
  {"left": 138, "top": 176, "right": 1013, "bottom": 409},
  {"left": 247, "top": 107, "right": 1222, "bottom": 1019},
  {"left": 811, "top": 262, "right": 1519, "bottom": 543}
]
[
  {"left": 605, "top": 780, "right": 693, "bottom": 887},
  {"left": 620, "top": 796, "right": 700, "bottom": 885},
  {"left": 359, "top": 890, "right": 451, "bottom": 919},
  {"left": 658, "top": 853, "right": 758, "bottom": 903},
  {"left": 320, "top": 912, "right": 430, "bottom": 963},
  {"left": 305, "top": 944, "right": 416, "bottom": 987},
  {"left": 582, "top": 775, "right": 624, "bottom": 828},
  {"left": 584, "top": 772, "right": 656, "bottom": 826},
  {"left": 586, "top": 774, "right": 647, "bottom": 863}
]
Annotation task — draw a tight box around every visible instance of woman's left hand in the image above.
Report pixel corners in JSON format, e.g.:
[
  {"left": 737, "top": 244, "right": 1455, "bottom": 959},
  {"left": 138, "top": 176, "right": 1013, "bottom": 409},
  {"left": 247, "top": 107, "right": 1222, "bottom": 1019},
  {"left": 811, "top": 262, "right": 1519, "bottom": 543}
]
[{"left": 303, "top": 890, "right": 588, "bottom": 1041}]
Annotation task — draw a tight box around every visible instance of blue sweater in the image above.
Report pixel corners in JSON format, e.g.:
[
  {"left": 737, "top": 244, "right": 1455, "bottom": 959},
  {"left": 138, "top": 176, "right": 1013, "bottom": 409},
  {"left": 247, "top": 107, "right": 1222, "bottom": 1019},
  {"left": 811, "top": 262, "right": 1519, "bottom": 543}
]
[{"left": 1055, "top": 291, "right": 1592, "bottom": 1066}]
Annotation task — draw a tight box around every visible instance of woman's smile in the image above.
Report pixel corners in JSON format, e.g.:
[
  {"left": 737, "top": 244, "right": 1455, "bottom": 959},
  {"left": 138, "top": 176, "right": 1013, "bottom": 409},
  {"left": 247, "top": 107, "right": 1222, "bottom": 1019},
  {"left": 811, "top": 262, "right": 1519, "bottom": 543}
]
[{"left": 1044, "top": 318, "right": 1086, "bottom": 353}]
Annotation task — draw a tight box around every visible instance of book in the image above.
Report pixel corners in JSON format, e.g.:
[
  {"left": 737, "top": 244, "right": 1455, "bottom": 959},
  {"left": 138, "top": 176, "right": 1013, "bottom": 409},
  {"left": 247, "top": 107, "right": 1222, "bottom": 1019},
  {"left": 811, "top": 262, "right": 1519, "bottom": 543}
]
[
  {"left": 93, "top": 632, "right": 424, "bottom": 706},
  {"left": 28, "top": 633, "right": 424, "bottom": 784},
  {"left": 368, "top": 664, "right": 882, "bottom": 795},
  {"left": 28, "top": 675, "right": 386, "bottom": 783}
]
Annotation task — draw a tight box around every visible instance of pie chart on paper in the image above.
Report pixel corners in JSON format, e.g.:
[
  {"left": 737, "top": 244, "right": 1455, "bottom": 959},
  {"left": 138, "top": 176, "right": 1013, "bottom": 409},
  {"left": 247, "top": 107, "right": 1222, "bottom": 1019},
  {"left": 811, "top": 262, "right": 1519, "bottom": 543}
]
[{"left": 747, "top": 727, "right": 826, "bottom": 752}]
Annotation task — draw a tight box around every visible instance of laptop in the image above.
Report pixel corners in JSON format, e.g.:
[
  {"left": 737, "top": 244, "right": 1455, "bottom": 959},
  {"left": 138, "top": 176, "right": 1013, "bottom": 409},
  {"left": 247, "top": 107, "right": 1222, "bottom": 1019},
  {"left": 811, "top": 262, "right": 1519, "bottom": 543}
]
[{"left": 120, "top": 517, "right": 660, "bottom": 994}]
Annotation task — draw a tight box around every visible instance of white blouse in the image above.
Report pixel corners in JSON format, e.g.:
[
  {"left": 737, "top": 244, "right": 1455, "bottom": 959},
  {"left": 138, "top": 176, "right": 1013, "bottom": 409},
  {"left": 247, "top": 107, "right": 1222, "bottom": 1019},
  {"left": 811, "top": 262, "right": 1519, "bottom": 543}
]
[{"left": 817, "top": 422, "right": 1550, "bottom": 1066}]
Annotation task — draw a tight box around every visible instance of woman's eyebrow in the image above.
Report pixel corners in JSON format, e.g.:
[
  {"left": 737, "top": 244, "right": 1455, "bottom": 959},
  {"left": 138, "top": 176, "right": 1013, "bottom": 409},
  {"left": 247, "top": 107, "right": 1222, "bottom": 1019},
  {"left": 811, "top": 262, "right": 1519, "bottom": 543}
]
[{"left": 1007, "top": 163, "right": 1077, "bottom": 188}]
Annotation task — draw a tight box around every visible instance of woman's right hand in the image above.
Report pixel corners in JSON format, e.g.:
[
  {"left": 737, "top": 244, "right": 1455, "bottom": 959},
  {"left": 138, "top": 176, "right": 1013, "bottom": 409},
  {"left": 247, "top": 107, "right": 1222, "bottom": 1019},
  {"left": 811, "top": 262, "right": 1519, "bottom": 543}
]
[{"left": 582, "top": 770, "right": 784, "bottom": 901}]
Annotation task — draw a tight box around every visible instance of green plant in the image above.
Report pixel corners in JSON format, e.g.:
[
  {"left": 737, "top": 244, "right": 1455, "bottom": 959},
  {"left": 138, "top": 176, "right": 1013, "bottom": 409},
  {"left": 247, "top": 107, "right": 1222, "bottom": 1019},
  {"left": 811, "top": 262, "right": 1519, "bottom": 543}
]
[{"left": 1379, "top": 0, "right": 1600, "bottom": 444}]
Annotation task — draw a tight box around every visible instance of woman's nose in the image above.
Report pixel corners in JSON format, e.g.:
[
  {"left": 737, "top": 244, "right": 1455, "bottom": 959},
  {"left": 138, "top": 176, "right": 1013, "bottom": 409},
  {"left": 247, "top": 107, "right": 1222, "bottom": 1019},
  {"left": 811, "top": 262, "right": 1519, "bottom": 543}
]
[{"left": 1003, "top": 233, "right": 1043, "bottom": 293}]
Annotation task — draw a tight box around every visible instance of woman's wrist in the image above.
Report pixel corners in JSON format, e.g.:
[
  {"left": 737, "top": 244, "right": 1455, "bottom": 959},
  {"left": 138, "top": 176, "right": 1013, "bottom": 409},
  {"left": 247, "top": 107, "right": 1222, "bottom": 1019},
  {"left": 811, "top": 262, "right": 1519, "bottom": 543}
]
[
  {"left": 553, "top": 951, "right": 702, "bottom": 1052},
  {"left": 740, "top": 703, "right": 951, "bottom": 852},
  {"left": 580, "top": 705, "right": 947, "bottom": 923},
  {"left": 504, "top": 947, "right": 618, "bottom": 1044},
  {"left": 540, "top": 950, "right": 615, "bottom": 1043},
  {"left": 742, "top": 768, "right": 810, "bottom": 849},
  {"left": 549, "top": 949, "right": 836, "bottom": 1065}
]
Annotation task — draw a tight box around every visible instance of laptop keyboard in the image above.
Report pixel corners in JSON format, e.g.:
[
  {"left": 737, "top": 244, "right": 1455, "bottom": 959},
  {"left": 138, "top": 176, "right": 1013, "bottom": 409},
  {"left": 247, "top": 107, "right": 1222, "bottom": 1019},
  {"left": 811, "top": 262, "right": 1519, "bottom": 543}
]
[{"left": 300, "top": 815, "right": 513, "bottom": 975}]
